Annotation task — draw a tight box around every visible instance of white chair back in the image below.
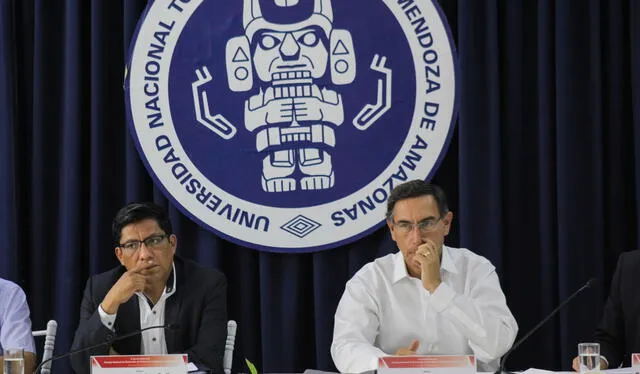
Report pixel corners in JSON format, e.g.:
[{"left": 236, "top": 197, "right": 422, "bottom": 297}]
[
  {"left": 224, "top": 320, "right": 237, "bottom": 374},
  {"left": 32, "top": 320, "right": 57, "bottom": 374}
]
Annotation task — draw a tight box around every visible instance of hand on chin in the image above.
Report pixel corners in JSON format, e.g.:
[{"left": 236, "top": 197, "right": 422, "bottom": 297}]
[
  {"left": 410, "top": 260, "right": 422, "bottom": 277},
  {"left": 140, "top": 264, "right": 160, "bottom": 276}
]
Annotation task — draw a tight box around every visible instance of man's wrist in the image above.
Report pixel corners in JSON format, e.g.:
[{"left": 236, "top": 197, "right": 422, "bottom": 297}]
[
  {"left": 423, "top": 279, "right": 441, "bottom": 293},
  {"left": 98, "top": 303, "right": 118, "bottom": 331},
  {"left": 100, "top": 298, "right": 119, "bottom": 315}
]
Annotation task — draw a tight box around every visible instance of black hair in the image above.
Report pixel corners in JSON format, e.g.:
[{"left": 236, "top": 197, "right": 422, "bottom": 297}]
[
  {"left": 385, "top": 180, "right": 449, "bottom": 221},
  {"left": 112, "top": 202, "right": 172, "bottom": 245}
]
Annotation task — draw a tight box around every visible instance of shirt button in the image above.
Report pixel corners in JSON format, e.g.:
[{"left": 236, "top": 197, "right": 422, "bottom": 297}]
[
  {"left": 153, "top": 311, "right": 156, "bottom": 315},
  {"left": 152, "top": 337, "right": 157, "bottom": 342}
]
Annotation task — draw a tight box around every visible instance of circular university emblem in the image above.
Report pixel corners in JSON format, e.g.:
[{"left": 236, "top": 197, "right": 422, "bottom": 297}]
[{"left": 125, "top": 0, "right": 458, "bottom": 252}]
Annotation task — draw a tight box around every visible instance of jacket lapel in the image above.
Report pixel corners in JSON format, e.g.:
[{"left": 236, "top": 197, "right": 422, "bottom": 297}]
[
  {"left": 165, "top": 259, "right": 183, "bottom": 352},
  {"left": 114, "top": 295, "right": 142, "bottom": 354},
  {"left": 164, "top": 295, "right": 180, "bottom": 351}
]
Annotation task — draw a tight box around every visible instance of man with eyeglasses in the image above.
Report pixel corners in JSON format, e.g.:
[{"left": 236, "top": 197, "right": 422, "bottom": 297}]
[
  {"left": 331, "top": 180, "right": 518, "bottom": 373},
  {"left": 70, "top": 202, "right": 227, "bottom": 374}
]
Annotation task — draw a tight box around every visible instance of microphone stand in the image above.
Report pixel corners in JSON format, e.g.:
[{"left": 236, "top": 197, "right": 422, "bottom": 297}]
[
  {"left": 495, "top": 278, "right": 595, "bottom": 374},
  {"left": 33, "top": 324, "right": 179, "bottom": 374}
]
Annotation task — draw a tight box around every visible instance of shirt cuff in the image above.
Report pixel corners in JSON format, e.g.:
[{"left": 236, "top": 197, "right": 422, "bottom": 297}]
[
  {"left": 98, "top": 304, "right": 117, "bottom": 331},
  {"left": 429, "top": 282, "right": 456, "bottom": 313},
  {"left": 372, "top": 356, "right": 380, "bottom": 370}
]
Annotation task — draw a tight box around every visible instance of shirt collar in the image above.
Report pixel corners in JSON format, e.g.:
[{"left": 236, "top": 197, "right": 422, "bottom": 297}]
[
  {"left": 392, "top": 245, "right": 458, "bottom": 283},
  {"left": 392, "top": 252, "right": 409, "bottom": 283},
  {"left": 440, "top": 245, "right": 458, "bottom": 274},
  {"left": 164, "top": 261, "right": 177, "bottom": 297}
]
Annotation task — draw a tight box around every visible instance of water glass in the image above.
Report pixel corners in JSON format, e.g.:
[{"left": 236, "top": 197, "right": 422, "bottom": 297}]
[
  {"left": 3, "top": 348, "right": 24, "bottom": 374},
  {"left": 578, "top": 342, "right": 600, "bottom": 374}
]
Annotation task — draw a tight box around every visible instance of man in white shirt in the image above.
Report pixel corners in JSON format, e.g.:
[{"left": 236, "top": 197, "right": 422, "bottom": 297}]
[
  {"left": 0, "top": 278, "right": 37, "bottom": 374},
  {"left": 331, "top": 180, "right": 518, "bottom": 373}
]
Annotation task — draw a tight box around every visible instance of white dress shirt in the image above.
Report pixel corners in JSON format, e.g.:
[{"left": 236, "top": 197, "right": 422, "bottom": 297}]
[
  {"left": 99, "top": 262, "right": 177, "bottom": 354},
  {"left": 331, "top": 246, "right": 518, "bottom": 373}
]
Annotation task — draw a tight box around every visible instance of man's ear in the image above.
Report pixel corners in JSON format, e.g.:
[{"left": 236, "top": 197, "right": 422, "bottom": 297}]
[
  {"left": 115, "top": 247, "right": 124, "bottom": 265},
  {"left": 387, "top": 219, "right": 397, "bottom": 242},
  {"left": 443, "top": 211, "right": 453, "bottom": 235},
  {"left": 169, "top": 234, "right": 177, "bottom": 254}
]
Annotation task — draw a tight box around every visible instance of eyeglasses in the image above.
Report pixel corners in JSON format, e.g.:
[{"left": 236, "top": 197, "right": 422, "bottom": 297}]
[
  {"left": 393, "top": 217, "right": 443, "bottom": 234},
  {"left": 119, "top": 234, "right": 168, "bottom": 252}
]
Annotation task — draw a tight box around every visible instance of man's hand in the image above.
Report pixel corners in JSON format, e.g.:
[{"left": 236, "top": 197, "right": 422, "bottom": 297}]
[
  {"left": 101, "top": 262, "right": 156, "bottom": 314},
  {"left": 395, "top": 340, "right": 419, "bottom": 356},
  {"left": 416, "top": 239, "right": 442, "bottom": 293},
  {"left": 24, "top": 352, "right": 36, "bottom": 374},
  {"left": 571, "top": 355, "right": 608, "bottom": 372}
]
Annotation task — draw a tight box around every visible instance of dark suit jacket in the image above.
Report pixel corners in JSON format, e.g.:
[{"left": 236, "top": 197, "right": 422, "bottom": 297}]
[
  {"left": 70, "top": 256, "right": 227, "bottom": 374},
  {"left": 595, "top": 250, "right": 640, "bottom": 368}
]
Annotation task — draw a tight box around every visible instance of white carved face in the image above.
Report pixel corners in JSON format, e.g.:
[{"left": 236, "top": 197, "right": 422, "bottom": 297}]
[{"left": 252, "top": 26, "right": 329, "bottom": 82}]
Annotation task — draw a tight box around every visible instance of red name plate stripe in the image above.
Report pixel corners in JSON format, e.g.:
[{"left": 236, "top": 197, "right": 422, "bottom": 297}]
[
  {"left": 379, "top": 356, "right": 474, "bottom": 368},
  {"left": 92, "top": 355, "right": 187, "bottom": 368}
]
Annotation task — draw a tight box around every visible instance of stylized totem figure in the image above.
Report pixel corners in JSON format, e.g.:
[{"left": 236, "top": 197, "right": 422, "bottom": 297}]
[{"left": 226, "top": 0, "right": 356, "bottom": 192}]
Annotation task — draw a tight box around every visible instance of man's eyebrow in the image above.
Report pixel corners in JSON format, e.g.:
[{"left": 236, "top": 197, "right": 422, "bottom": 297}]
[
  {"left": 120, "top": 233, "right": 163, "bottom": 243},
  {"left": 395, "top": 217, "right": 437, "bottom": 223},
  {"left": 394, "top": 219, "right": 413, "bottom": 224},
  {"left": 419, "top": 217, "right": 438, "bottom": 222}
]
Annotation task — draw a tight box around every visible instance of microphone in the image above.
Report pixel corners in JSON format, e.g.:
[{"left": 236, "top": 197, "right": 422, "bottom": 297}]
[
  {"left": 495, "top": 278, "right": 595, "bottom": 374},
  {"left": 33, "top": 323, "right": 180, "bottom": 374}
]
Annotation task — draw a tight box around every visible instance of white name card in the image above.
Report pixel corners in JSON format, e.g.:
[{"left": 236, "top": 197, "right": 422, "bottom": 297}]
[
  {"left": 378, "top": 355, "right": 476, "bottom": 374},
  {"left": 90, "top": 354, "right": 188, "bottom": 374}
]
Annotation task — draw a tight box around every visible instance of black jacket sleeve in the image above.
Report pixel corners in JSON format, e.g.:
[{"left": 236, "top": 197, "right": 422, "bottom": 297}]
[
  {"left": 70, "top": 276, "right": 116, "bottom": 374},
  {"left": 183, "top": 271, "right": 228, "bottom": 374},
  {"left": 595, "top": 253, "right": 626, "bottom": 368}
]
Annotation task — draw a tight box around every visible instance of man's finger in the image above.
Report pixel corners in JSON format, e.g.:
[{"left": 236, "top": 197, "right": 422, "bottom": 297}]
[
  {"left": 408, "top": 339, "right": 419, "bottom": 352},
  {"left": 128, "top": 271, "right": 147, "bottom": 285},
  {"left": 424, "top": 239, "right": 437, "bottom": 251},
  {"left": 131, "top": 261, "right": 157, "bottom": 273},
  {"left": 129, "top": 262, "right": 147, "bottom": 273},
  {"left": 133, "top": 277, "right": 147, "bottom": 293}
]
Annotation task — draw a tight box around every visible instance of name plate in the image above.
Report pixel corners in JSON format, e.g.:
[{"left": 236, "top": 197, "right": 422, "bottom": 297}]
[
  {"left": 90, "top": 354, "right": 188, "bottom": 374},
  {"left": 378, "top": 355, "right": 476, "bottom": 374},
  {"left": 632, "top": 353, "right": 640, "bottom": 374}
]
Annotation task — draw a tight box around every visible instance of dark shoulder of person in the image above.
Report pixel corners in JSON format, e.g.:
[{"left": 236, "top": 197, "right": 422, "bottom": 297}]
[{"left": 621, "top": 250, "right": 640, "bottom": 267}]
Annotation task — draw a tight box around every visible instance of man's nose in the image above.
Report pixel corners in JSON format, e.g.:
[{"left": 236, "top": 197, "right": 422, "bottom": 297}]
[
  {"left": 408, "top": 225, "right": 423, "bottom": 243},
  {"left": 279, "top": 33, "right": 300, "bottom": 61},
  {"left": 138, "top": 242, "right": 152, "bottom": 259}
]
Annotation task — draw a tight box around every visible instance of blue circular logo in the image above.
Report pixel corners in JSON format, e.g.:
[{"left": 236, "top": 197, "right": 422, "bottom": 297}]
[{"left": 125, "top": 0, "right": 458, "bottom": 252}]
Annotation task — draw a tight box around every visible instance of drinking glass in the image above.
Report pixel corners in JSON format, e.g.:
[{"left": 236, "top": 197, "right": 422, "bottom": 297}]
[
  {"left": 578, "top": 343, "right": 600, "bottom": 374},
  {"left": 3, "top": 348, "right": 24, "bottom": 374}
]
